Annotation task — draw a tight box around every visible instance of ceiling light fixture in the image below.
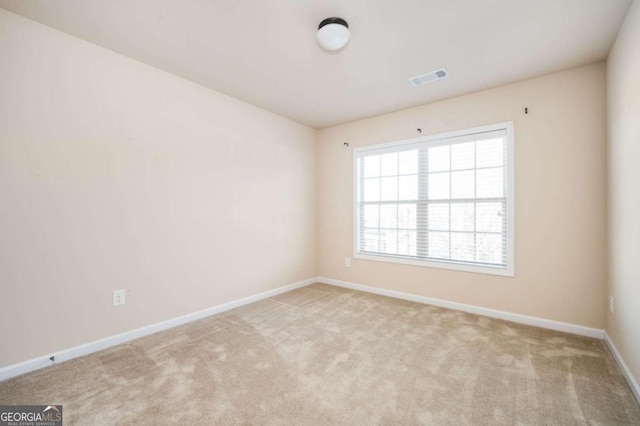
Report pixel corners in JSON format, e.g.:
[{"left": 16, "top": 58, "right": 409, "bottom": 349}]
[{"left": 316, "top": 17, "right": 350, "bottom": 52}]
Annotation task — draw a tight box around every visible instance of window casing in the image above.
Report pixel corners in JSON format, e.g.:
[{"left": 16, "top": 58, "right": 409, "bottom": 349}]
[{"left": 354, "top": 122, "right": 514, "bottom": 276}]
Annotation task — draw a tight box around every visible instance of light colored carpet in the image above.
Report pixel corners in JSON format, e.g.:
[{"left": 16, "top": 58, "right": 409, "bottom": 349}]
[{"left": 1, "top": 283, "right": 638, "bottom": 425}]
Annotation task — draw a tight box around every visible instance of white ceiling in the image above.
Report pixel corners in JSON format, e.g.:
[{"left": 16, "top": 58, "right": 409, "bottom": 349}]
[{"left": 0, "top": 0, "right": 632, "bottom": 129}]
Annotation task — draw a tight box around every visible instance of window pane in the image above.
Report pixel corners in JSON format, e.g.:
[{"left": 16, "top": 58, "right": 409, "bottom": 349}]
[
  {"left": 476, "top": 233, "right": 502, "bottom": 264},
  {"left": 476, "top": 167, "right": 503, "bottom": 198},
  {"left": 428, "top": 231, "right": 450, "bottom": 259},
  {"left": 363, "top": 178, "right": 380, "bottom": 202},
  {"left": 398, "top": 204, "right": 417, "bottom": 229},
  {"left": 380, "top": 153, "right": 398, "bottom": 176},
  {"left": 428, "top": 204, "right": 449, "bottom": 231},
  {"left": 399, "top": 175, "right": 418, "bottom": 200},
  {"left": 451, "top": 232, "right": 475, "bottom": 262},
  {"left": 363, "top": 205, "right": 379, "bottom": 228},
  {"left": 380, "top": 229, "right": 398, "bottom": 254},
  {"left": 477, "top": 138, "right": 504, "bottom": 168},
  {"left": 451, "top": 203, "right": 474, "bottom": 231},
  {"left": 428, "top": 145, "right": 450, "bottom": 172},
  {"left": 451, "top": 142, "right": 474, "bottom": 170},
  {"left": 451, "top": 170, "right": 474, "bottom": 199},
  {"left": 363, "top": 229, "right": 380, "bottom": 252},
  {"left": 428, "top": 172, "right": 450, "bottom": 199},
  {"left": 380, "top": 204, "right": 398, "bottom": 228},
  {"left": 363, "top": 155, "right": 380, "bottom": 178},
  {"left": 476, "top": 202, "right": 503, "bottom": 232},
  {"left": 399, "top": 150, "right": 418, "bottom": 175},
  {"left": 380, "top": 177, "right": 398, "bottom": 201},
  {"left": 398, "top": 230, "right": 417, "bottom": 256}
]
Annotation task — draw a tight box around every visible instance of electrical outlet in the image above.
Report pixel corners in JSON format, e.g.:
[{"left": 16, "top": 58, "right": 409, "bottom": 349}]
[
  {"left": 609, "top": 296, "right": 614, "bottom": 314},
  {"left": 345, "top": 257, "right": 351, "bottom": 267},
  {"left": 113, "top": 289, "right": 126, "bottom": 307}
]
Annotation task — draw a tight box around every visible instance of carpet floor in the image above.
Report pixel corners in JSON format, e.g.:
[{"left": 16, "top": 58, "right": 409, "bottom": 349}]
[{"left": 1, "top": 283, "right": 639, "bottom": 425}]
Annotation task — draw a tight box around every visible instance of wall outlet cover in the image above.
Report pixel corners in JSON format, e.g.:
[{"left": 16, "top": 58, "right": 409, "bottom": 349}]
[
  {"left": 609, "top": 296, "right": 614, "bottom": 314},
  {"left": 113, "top": 289, "right": 126, "bottom": 307}
]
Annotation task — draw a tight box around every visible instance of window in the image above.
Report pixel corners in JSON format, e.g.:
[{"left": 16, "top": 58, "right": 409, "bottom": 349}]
[{"left": 354, "top": 122, "right": 514, "bottom": 276}]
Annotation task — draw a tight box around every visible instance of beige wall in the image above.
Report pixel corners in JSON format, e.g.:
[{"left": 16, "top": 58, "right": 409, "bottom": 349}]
[
  {"left": 607, "top": 0, "right": 640, "bottom": 384},
  {"left": 318, "top": 63, "right": 607, "bottom": 329},
  {"left": 0, "top": 9, "right": 316, "bottom": 367}
]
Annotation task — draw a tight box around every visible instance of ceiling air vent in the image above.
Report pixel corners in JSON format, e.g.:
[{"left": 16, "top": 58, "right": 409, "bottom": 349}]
[{"left": 408, "top": 68, "right": 448, "bottom": 87}]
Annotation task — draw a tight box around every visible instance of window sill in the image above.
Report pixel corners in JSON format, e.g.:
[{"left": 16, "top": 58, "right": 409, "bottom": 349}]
[{"left": 353, "top": 252, "right": 515, "bottom": 277}]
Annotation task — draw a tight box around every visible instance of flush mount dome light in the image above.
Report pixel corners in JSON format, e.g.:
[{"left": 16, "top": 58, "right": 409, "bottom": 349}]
[{"left": 316, "top": 17, "right": 350, "bottom": 51}]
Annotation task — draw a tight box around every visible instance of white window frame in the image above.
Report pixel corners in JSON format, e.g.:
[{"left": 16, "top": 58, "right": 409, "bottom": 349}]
[{"left": 353, "top": 121, "right": 515, "bottom": 277}]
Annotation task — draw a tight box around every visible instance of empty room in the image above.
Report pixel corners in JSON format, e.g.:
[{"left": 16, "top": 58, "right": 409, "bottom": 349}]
[{"left": 1, "top": 0, "right": 639, "bottom": 424}]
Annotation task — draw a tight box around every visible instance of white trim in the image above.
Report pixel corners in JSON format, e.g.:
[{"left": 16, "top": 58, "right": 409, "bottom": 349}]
[
  {"left": 2, "top": 275, "right": 623, "bottom": 393},
  {"left": 354, "top": 122, "right": 514, "bottom": 153},
  {"left": 352, "top": 121, "right": 515, "bottom": 277},
  {"left": 604, "top": 331, "right": 640, "bottom": 404},
  {"left": 0, "top": 277, "right": 316, "bottom": 382},
  {"left": 317, "top": 277, "right": 603, "bottom": 339},
  {"left": 505, "top": 121, "right": 515, "bottom": 276},
  {"left": 353, "top": 253, "right": 514, "bottom": 276}
]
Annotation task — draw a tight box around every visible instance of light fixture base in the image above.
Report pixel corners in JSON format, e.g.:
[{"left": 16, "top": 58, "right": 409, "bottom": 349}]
[{"left": 318, "top": 17, "right": 349, "bottom": 30}]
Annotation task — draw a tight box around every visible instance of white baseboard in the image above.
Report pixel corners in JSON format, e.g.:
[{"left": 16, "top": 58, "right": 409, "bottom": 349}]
[
  {"left": 317, "top": 277, "right": 604, "bottom": 339},
  {"left": 0, "top": 276, "right": 616, "bottom": 385},
  {"left": 0, "top": 277, "right": 316, "bottom": 382},
  {"left": 604, "top": 331, "right": 640, "bottom": 404}
]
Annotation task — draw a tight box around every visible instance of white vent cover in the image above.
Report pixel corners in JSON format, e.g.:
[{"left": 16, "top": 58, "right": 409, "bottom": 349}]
[{"left": 408, "top": 68, "right": 448, "bottom": 86}]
